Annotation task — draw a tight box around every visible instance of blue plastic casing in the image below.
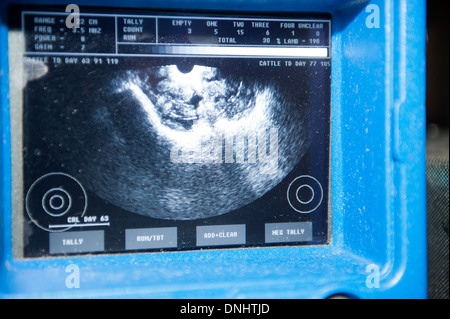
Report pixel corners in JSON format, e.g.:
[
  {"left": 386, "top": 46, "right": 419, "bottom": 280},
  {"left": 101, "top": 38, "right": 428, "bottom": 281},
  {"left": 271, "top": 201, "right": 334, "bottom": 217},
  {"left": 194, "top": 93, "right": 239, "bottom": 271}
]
[{"left": 0, "top": 0, "right": 426, "bottom": 298}]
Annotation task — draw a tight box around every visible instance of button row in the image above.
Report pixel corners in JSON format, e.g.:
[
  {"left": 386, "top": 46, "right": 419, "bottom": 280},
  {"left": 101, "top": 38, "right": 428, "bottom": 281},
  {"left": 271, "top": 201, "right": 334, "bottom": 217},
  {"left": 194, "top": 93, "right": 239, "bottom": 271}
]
[{"left": 49, "top": 222, "right": 312, "bottom": 254}]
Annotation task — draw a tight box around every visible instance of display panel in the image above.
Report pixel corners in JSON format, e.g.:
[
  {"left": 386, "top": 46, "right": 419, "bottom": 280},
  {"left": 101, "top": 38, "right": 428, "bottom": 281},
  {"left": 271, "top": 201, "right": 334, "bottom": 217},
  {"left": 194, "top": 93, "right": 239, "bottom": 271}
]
[{"left": 9, "top": 7, "right": 331, "bottom": 258}]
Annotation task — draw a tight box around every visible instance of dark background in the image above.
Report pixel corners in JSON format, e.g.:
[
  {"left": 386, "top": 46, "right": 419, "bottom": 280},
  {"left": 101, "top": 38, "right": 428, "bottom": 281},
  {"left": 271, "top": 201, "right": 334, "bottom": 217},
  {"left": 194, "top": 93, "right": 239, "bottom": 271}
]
[
  {"left": 426, "top": 1, "right": 449, "bottom": 128},
  {"left": 426, "top": 1, "right": 449, "bottom": 300}
]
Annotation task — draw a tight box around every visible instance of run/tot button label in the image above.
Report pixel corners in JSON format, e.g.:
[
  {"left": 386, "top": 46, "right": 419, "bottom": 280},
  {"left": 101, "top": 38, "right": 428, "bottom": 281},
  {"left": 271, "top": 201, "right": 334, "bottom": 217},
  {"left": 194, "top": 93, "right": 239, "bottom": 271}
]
[
  {"left": 196, "top": 224, "right": 246, "bottom": 247},
  {"left": 125, "top": 227, "right": 177, "bottom": 250}
]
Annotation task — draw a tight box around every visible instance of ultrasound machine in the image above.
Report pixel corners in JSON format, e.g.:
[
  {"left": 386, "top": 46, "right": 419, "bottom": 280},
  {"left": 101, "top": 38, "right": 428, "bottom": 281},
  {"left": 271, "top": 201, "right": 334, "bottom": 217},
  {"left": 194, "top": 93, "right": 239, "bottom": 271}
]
[{"left": 0, "top": 0, "right": 427, "bottom": 299}]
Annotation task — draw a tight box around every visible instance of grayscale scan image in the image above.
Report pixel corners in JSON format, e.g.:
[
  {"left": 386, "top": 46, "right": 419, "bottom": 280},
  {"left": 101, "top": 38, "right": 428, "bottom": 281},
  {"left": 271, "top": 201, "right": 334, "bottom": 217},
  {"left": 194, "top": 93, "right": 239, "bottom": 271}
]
[{"left": 25, "top": 60, "right": 307, "bottom": 220}]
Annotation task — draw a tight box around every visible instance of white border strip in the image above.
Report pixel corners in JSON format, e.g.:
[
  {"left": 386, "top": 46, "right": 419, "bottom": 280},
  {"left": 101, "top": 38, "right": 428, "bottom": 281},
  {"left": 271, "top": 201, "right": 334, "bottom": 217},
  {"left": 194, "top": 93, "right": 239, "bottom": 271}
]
[{"left": 167, "top": 45, "right": 327, "bottom": 57}]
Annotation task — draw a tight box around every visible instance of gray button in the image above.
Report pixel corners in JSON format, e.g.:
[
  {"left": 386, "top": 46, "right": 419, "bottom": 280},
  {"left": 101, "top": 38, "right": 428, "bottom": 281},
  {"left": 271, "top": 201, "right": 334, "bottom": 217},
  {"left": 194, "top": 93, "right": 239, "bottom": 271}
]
[
  {"left": 265, "top": 222, "right": 312, "bottom": 243},
  {"left": 125, "top": 227, "right": 177, "bottom": 250},
  {"left": 196, "top": 224, "right": 246, "bottom": 247},
  {"left": 49, "top": 230, "right": 104, "bottom": 254}
]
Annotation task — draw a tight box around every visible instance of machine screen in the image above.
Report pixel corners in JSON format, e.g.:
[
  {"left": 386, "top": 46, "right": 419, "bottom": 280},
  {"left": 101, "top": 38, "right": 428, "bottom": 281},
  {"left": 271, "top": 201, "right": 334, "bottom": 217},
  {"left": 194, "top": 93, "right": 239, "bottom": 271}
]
[{"left": 9, "top": 7, "right": 331, "bottom": 257}]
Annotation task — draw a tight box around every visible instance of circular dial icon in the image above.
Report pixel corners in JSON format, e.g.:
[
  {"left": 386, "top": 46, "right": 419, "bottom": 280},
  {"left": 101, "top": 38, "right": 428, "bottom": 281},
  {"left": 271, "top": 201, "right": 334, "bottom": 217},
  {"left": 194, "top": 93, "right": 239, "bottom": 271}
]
[
  {"left": 287, "top": 175, "right": 323, "bottom": 213},
  {"left": 25, "top": 172, "right": 87, "bottom": 232}
]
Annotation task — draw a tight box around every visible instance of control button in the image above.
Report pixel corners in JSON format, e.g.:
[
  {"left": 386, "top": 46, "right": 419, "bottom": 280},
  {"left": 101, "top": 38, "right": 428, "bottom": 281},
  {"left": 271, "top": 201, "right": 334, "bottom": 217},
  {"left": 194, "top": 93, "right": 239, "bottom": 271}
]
[
  {"left": 196, "top": 224, "right": 246, "bottom": 247},
  {"left": 265, "top": 222, "right": 312, "bottom": 243},
  {"left": 49, "top": 230, "right": 104, "bottom": 254},
  {"left": 25, "top": 172, "right": 88, "bottom": 232},
  {"left": 287, "top": 175, "right": 323, "bottom": 213},
  {"left": 125, "top": 227, "right": 177, "bottom": 250}
]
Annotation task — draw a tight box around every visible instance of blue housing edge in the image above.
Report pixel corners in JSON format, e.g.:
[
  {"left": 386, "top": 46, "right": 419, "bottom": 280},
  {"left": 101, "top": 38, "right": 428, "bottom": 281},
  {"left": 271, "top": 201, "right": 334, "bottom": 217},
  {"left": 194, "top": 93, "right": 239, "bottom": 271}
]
[{"left": 0, "top": 0, "right": 426, "bottom": 298}]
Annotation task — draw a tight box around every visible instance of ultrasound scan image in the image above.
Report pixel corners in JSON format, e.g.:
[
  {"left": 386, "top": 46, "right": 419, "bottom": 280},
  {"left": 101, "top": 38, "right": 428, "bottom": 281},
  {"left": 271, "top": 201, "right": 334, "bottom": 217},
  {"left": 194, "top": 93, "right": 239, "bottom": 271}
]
[{"left": 23, "top": 59, "right": 308, "bottom": 220}]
